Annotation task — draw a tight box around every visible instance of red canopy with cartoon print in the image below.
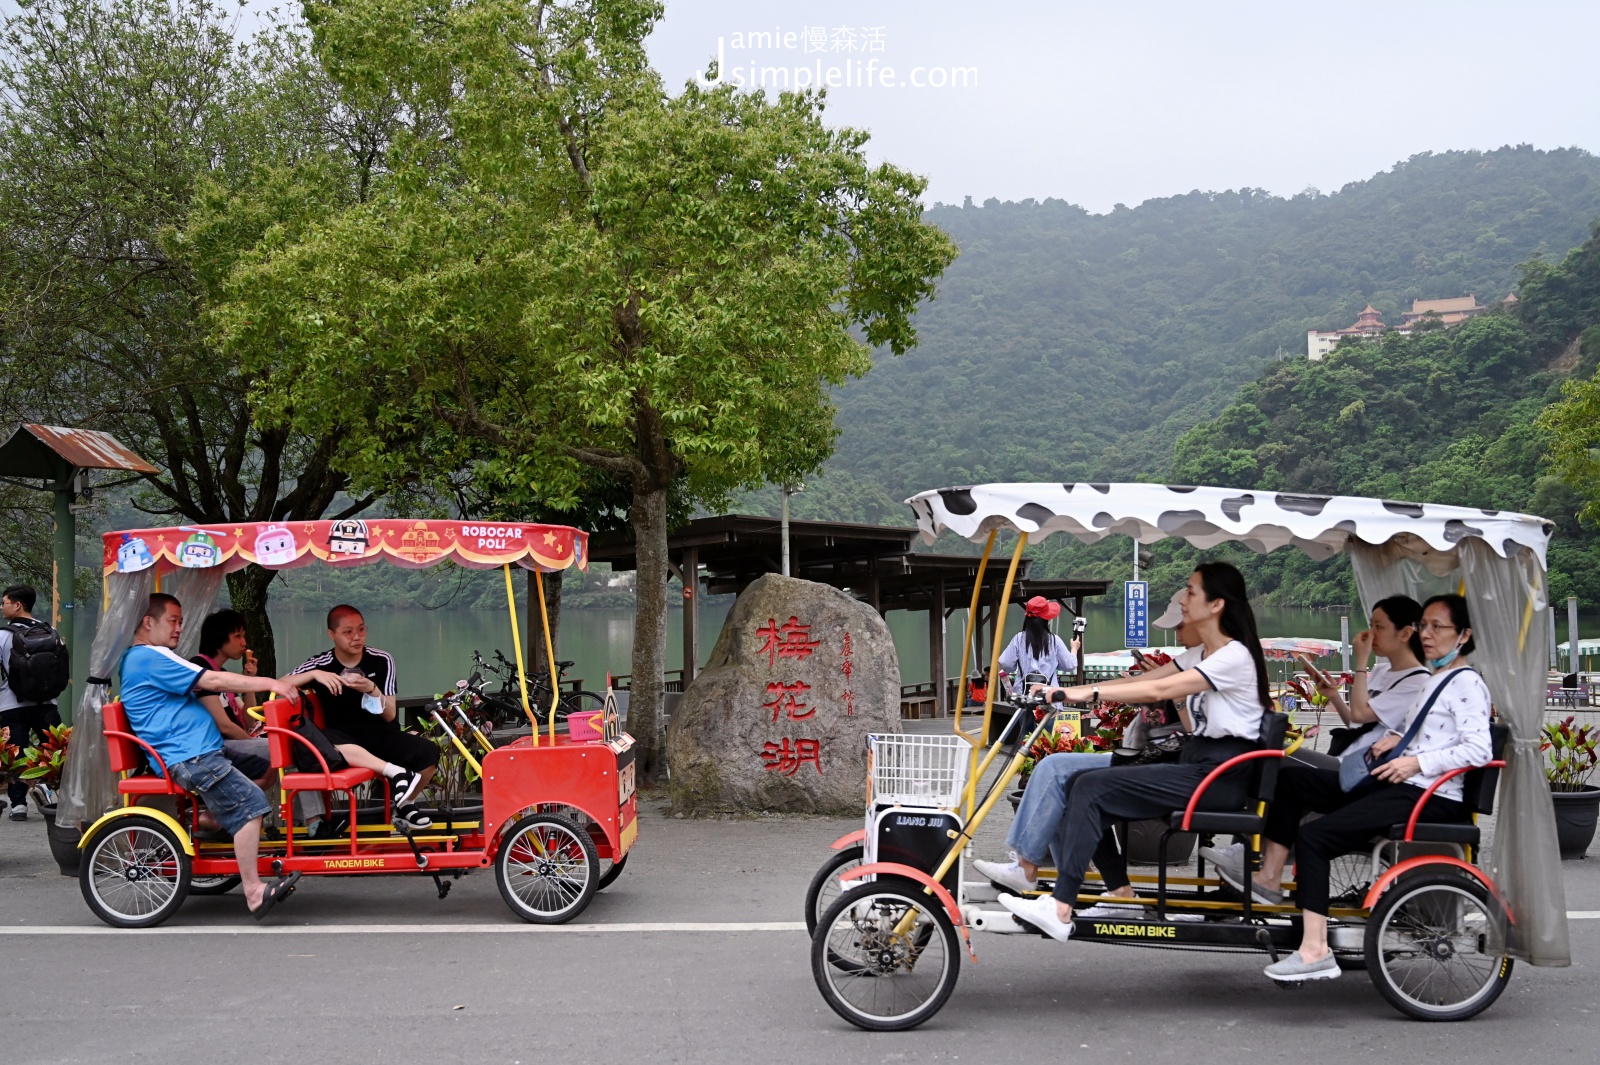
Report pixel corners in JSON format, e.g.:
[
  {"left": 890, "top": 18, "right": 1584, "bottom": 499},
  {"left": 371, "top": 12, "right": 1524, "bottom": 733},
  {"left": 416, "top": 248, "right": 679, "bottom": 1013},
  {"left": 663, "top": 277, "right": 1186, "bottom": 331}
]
[{"left": 101, "top": 518, "right": 588, "bottom": 576}]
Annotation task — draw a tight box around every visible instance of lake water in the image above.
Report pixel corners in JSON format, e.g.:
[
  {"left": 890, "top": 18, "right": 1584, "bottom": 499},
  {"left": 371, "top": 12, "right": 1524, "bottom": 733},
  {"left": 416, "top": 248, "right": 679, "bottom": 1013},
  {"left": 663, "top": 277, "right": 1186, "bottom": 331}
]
[{"left": 61, "top": 599, "right": 1600, "bottom": 705}]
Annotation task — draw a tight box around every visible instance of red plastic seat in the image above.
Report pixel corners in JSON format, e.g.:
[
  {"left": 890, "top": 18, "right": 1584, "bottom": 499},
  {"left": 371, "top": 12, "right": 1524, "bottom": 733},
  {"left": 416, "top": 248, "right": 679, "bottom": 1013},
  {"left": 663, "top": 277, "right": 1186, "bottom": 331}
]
[
  {"left": 103, "top": 700, "right": 186, "bottom": 798},
  {"left": 262, "top": 698, "right": 376, "bottom": 793}
]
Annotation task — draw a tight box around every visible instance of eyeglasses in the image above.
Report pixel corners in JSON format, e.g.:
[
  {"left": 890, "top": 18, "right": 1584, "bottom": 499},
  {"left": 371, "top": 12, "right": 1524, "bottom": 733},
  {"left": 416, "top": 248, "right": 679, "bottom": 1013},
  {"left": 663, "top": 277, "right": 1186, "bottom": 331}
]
[{"left": 1418, "top": 622, "right": 1458, "bottom": 635}]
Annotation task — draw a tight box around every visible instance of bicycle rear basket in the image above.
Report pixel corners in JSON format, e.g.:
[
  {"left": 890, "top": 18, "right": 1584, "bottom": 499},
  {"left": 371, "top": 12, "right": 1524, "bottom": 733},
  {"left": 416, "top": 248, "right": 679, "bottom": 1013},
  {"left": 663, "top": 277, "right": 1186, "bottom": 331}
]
[{"left": 867, "top": 733, "right": 970, "bottom": 808}]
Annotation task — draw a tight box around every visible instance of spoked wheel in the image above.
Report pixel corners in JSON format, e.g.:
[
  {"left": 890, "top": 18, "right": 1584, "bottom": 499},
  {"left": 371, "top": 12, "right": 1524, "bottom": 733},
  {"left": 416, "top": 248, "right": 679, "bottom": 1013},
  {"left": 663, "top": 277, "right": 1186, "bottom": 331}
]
[
  {"left": 805, "top": 845, "right": 864, "bottom": 935},
  {"left": 495, "top": 813, "right": 598, "bottom": 923},
  {"left": 188, "top": 873, "right": 242, "bottom": 896},
  {"left": 1328, "top": 850, "right": 1387, "bottom": 971},
  {"left": 812, "top": 879, "right": 961, "bottom": 1031},
  {"left": 80, "top": 817, "right": 191, "bottom": 928},
  {"left": 597, "top": 853, "right": 628, "bottom": 890},
  {"left": 1364, "top": 871, "right": 1514, "bottom": 1021},
  {"left": 583, "top": 821, "right": 628, "bottom": 890}
]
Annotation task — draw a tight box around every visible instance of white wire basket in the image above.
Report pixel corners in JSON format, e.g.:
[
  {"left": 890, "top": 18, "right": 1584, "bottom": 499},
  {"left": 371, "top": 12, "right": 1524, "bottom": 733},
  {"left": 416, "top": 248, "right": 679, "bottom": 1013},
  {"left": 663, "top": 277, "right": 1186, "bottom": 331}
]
[{"left": 867, "top": 733, "right": 970, "bottom": 809}]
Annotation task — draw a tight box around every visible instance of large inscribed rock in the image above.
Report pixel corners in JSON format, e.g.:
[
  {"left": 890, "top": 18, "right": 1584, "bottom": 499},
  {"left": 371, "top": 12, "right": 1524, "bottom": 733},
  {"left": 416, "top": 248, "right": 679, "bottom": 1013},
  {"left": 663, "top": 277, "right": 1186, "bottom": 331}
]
[{"left": 667, "top": 574, "right": 901, "bottom": 814}]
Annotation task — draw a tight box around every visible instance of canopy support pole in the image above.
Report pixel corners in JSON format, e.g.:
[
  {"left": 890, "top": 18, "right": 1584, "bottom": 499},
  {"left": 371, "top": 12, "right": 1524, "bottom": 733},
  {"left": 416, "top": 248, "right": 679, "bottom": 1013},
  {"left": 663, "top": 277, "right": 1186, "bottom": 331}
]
[
  {"left": 952, "top": 530, "right": 996, "bottom": 746},
  {"left": 503, "top": 564, "right": 539, "bottom": 745},
  {"left": 964, "top": 533, "right": 1028, "bottom": 818},
  {"left": 535, "top": 569, "right": 559, "bottom": 745}
]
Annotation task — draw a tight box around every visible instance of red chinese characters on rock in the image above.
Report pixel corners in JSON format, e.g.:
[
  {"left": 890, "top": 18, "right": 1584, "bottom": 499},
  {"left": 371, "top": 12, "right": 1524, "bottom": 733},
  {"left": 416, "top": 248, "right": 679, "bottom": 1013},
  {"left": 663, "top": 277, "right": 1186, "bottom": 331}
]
[
  {"left": 761, "top": 737, "right": 823, "bottom": 776},
  {"left": 764, "top": 680, "right": 815, "bottom": 722},
  {"left": 756, "top": 615, "right": 825, "bottom": 777},
  {"left": 755, "top": 616, "right": 822, "bottom": 669},
  {"left": 841, "top": 631, "right": 856, "bottom": 716}
]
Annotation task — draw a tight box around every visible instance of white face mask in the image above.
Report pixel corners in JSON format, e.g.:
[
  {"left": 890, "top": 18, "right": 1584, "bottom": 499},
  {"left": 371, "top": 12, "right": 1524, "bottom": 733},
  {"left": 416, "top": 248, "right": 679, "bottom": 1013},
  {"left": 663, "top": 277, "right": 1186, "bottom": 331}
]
[{"left": 361, "top": 691, "right": 385, "bottom": 715}]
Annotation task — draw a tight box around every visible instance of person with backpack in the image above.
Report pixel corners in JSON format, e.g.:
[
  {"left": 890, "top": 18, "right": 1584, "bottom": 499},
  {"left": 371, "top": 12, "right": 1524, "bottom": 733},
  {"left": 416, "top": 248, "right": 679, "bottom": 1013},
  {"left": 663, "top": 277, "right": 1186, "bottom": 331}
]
[{"left": 0, "top": 584, "right": 70, "bottom": 820}]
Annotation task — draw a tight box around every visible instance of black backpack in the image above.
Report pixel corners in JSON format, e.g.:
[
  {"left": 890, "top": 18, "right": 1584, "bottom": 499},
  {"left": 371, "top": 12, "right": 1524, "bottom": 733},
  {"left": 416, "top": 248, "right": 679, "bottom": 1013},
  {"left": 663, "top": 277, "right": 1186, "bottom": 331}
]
[{"left": 4, "top": 618, "right": 70, "bottom": 704}]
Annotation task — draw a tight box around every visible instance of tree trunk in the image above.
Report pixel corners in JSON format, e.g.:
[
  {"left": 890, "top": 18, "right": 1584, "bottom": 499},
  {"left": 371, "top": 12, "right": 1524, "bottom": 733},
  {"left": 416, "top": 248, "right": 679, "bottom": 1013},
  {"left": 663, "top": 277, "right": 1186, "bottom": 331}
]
[
  {"left": 528, "top": 567, "right": 564, "bottom": 676},
  {"left": 628, "top": 484, "right": 670, "bottom": 782},
  {"left": 226, "top": 564, "right": 279, "bottom": 677}
]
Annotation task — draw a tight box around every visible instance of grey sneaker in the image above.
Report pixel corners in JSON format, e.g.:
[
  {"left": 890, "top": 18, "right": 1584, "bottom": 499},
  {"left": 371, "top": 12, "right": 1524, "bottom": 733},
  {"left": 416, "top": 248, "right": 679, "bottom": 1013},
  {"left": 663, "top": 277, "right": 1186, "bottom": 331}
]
[
  {"left": 7, "top": 802, "right": 25, "bottom": 822},
  {"left": 1200, "top": 841, "right": 1244, "bottom": 872},
  {"left": 1213, "top": 854, "right": 1284, "bottom": 906},
  {"left": 1264, "top": 951, "right": 1340, "bottom": 982}
]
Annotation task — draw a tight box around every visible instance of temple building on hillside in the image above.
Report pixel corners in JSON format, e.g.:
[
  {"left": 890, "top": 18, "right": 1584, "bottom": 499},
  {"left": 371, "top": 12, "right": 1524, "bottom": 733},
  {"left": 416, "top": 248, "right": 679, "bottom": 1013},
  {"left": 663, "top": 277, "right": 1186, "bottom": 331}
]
[
  {"left": 1306, "top": 293, "right": 1509, "bottom": 360},
  {"left": 1306, "top": 303, "right": 1387, "bottom": 361},
  {"left": 1401, "top": 295, "right": 1487, "bottom": 328}
]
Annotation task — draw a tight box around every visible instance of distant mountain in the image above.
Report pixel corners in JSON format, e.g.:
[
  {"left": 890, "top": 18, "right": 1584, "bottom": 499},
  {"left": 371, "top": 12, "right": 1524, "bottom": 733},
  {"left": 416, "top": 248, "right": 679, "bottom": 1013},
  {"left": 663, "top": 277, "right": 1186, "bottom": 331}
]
[{"left": 824, "top": 146, "right": 1600, "bottom": 501}]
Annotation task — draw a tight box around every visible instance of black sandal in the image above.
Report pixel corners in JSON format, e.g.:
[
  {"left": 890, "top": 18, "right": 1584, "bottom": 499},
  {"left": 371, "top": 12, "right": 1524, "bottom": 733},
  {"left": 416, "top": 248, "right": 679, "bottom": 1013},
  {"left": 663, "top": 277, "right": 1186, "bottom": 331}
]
[{"left": 250, "top": 871, "right": 303, "bottom": 921}]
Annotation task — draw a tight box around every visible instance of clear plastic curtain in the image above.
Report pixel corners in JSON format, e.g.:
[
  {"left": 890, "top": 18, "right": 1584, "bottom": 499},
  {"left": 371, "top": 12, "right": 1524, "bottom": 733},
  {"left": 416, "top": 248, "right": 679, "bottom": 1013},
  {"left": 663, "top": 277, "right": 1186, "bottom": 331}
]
[
  {"left": 164, "top": 568, "right": 229, "bottom": 659},
  {"left": 54, "top": 567, "right": 230, "bottom": 829},
  {"left": 1460, "top": 539, "right": 1571, "bottom": 966},
  {"left": 1348, "top": 541, "right": 1460, "bottom": 620},
  {"left": 57, "top": 569, "right": 155, "bottom": 828}
]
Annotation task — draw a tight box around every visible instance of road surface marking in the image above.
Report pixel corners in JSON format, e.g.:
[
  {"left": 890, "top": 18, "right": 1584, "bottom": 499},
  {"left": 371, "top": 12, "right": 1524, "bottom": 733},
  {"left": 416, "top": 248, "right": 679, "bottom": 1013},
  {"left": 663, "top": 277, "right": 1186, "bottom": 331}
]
[{"left": 0, "top": 921, "right": 809, "bottom": 935}]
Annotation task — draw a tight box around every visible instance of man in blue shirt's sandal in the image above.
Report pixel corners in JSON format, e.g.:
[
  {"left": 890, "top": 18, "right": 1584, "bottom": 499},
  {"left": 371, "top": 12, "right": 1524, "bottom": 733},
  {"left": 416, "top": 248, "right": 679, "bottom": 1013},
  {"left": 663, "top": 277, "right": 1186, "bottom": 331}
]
[{"left": 120, "top": 593, "right": 304, "bottom": 918}]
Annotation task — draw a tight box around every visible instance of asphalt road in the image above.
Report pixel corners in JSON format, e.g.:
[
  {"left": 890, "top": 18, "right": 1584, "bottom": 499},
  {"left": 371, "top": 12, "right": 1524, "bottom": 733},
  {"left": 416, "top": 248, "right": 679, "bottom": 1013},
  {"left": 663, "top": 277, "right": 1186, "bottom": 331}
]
[{"left": 3, "top": 797, "right": 1599, "bottom": 1065}]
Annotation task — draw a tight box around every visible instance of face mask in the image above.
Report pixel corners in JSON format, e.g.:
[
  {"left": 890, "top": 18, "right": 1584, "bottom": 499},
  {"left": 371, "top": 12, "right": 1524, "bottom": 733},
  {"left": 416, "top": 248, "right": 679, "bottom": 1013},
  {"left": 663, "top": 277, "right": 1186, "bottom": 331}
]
[
  {"left": 1428, "top": 638, "right": 1465, "bottom": 670},
  {"left": 361, "top": 691, "right": 385, "bottom": 715}
]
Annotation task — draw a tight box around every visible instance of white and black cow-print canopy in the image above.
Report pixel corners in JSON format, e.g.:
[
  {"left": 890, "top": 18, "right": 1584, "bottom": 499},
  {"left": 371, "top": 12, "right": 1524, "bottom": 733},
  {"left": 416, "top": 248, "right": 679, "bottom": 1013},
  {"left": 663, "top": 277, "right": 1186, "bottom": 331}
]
[{"left": 905, "top": 483, "right": 1554, "bottom": 569}]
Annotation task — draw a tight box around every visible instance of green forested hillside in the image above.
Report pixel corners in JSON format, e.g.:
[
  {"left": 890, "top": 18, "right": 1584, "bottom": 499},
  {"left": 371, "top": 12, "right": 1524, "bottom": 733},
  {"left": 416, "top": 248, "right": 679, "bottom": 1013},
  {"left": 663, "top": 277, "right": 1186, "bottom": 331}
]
[
  {"left": 828, "top": 146, "right": 1600, "bottom": 496},
  {"left": 1162, "top": 222, "right": 1600, "bottom": 605},
  {"left": 738, "top": 146, "right": 1600, "bottom": 606}
]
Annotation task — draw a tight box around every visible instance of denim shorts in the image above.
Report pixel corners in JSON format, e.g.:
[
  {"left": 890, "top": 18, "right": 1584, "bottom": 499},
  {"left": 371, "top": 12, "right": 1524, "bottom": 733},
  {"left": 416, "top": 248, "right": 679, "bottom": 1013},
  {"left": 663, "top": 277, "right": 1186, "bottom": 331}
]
[{"left": 170, "top": 750, "right": 273, "bottom": 836}]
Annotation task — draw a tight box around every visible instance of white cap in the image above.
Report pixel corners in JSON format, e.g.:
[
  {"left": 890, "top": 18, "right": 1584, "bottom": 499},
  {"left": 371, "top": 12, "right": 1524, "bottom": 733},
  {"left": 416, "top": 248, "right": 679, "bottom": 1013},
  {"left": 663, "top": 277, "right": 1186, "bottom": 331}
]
[{"left": 1152, "top": 589, "right": 1185, "bottom": 630}]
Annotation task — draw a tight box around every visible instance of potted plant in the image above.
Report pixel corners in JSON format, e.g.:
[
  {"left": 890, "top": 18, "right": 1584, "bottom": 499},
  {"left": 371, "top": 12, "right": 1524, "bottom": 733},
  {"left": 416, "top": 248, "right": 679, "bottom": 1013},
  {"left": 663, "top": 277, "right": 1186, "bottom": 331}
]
[
  {"left": 1543, "top": 715, "right": 1600, "bottom": 859},
  {"left": 16, "top": 724, "right": 79, "bottom": 875}
]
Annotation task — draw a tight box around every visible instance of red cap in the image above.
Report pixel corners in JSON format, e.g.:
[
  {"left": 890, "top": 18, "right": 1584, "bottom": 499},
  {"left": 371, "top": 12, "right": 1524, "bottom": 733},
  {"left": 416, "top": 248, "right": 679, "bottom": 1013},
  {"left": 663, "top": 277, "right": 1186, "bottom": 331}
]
[{"left": 1023, "top": 596, "right": 1061, "bottom": 620}]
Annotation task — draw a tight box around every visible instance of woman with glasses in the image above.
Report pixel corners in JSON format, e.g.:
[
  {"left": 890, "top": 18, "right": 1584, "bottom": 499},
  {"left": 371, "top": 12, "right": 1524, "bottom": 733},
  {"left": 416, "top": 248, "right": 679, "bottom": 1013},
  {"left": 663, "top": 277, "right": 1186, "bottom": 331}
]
[{"left": 1234, "top": 593, "right": 1493, "bottom": 984}]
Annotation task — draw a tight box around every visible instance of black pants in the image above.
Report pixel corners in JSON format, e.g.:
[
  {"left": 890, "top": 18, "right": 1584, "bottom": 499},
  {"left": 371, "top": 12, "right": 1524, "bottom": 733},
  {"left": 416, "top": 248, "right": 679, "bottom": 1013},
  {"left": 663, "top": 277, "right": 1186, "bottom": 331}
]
[
  {"left": 1051, "top": 738, "right": 1254, "bottom": 903},
  {"left": 1264, "top": 763, "right": 1466, "bottom": 915},
  {"left": 1, "top": 703, "right": 59, "bottom": 806},
  {"left": 323, "top": 726, "right": 439, "bottom": 774}
]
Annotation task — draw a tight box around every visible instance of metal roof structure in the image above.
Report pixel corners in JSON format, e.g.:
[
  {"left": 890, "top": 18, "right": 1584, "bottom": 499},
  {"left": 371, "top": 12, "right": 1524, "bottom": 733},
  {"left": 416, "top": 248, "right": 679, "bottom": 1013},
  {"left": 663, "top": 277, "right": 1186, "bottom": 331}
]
[
  {"left": 590, "top": 514, "right": 1109, "bottom": 710},
  {"left": 0, "top": 424, "right": 158, "bottom": 480}
]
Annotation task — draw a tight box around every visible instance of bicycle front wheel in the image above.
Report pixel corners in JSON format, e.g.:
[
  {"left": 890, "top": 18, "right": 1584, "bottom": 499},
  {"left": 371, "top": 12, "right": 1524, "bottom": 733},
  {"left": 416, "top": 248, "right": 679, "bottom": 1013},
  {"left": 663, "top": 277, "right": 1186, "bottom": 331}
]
[{"left": 812, "top": 880, "right": 960, "bottom": 1031}]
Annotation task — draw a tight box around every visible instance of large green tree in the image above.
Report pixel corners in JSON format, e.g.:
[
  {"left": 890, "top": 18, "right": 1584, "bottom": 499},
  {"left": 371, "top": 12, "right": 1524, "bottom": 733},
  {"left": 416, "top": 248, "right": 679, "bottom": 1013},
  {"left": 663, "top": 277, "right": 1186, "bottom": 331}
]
[
  {"left": 203, "top": 0, "right": 956, "bottom": 775},
  {"left": 0, "top": 0, "right": 409, "bottom": 671}
]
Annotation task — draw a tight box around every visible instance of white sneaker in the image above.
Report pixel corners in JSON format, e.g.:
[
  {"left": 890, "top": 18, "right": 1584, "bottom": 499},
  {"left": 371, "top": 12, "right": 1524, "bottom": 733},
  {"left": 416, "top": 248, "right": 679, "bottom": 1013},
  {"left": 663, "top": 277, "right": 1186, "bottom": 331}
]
[
  {"left": 973, "top": 857, "right": 1037, "bottom": 894},
  {"left": 1078, "top": 900, "right": 1143, "bottom": 917},
  {"left": 998, "top": 892, "right": 1075, "bottom": 942},
  {"left": 7, "top": 803, "right": 25, "bottom": 822}
]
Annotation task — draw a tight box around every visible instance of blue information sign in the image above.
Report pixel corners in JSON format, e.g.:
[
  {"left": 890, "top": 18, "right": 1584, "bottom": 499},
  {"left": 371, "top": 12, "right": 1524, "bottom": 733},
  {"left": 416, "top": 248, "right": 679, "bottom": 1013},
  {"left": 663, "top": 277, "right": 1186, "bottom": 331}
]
[{"left": 1124, "top": 580, "right": 1149, "bottom": 648}]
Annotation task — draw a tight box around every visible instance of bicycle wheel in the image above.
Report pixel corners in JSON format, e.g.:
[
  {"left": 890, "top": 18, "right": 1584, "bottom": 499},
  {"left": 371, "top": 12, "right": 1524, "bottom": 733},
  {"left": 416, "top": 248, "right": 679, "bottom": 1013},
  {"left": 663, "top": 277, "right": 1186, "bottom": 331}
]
[
  {"left": 560, "top": 691, "right": 606, "bottom": 719},
  {"left": 812, "top": 880, "right": 961, "bottom": 1032},
  {"left": 1328, "top": 849, "right": 1387, "bottom": 971},
  {"left": 80, "top": 816, "right": 191, "bottom": 928},
  {"left": 597, "top": 852, "right": 628, "bottom": 890},
  {"left": 805, "top": 845, "right": 864, "bottom": 935},
  {"left": 1364, "top": 870, "right": 1514, "bottom": 1021},
  {"left": 188, "top": 873, "right": 242, "bottom": 896},
  {"left": 495, "top": 813, "right": 598, "bottom": 923}
]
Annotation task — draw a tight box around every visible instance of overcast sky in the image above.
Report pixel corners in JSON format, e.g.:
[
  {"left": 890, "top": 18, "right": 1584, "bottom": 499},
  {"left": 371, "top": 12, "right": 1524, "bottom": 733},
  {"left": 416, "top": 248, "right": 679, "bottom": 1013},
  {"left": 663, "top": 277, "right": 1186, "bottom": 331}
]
[{"left": 646, "top": 0, "right": 1600, "bottom": 212}]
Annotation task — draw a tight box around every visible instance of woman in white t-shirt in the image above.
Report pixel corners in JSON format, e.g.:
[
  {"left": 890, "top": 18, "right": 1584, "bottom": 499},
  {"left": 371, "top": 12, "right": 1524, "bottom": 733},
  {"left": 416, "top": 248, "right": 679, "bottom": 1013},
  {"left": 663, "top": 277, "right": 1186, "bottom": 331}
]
[
  {"left": 1305, "top": 595, "right": 1432, "bottom": 762},
  {"left": 997, "top": 561, "right": 1275, "bottom": 941}
]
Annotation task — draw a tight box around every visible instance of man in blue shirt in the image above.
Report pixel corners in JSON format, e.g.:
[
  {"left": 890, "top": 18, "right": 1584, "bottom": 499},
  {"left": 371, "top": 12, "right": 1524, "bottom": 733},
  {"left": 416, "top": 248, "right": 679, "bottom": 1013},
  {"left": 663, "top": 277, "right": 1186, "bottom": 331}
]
[{"left": 121, "top": 593, "right": 302, "bottom": 916}]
